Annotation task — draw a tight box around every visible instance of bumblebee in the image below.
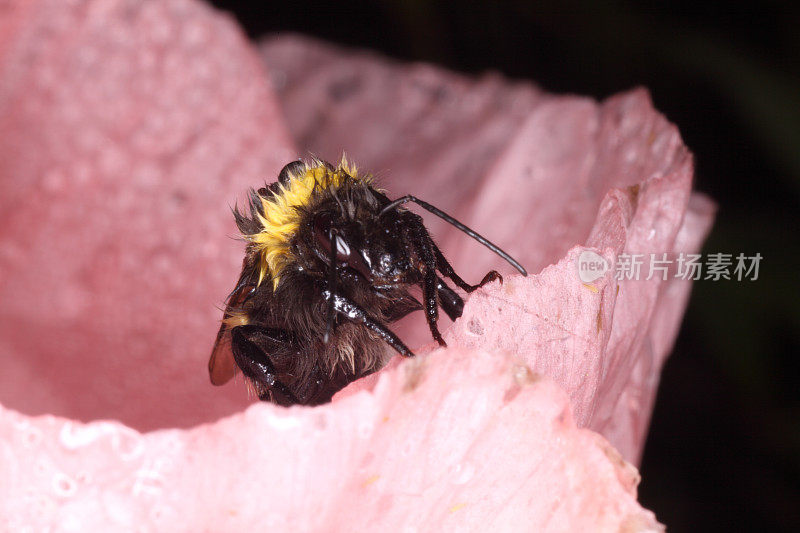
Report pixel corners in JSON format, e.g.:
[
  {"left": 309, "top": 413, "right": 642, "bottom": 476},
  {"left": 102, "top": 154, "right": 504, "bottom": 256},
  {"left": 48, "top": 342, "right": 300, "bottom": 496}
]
[{"left": 208, "top": 158, "right": 527, "bottom": 406}]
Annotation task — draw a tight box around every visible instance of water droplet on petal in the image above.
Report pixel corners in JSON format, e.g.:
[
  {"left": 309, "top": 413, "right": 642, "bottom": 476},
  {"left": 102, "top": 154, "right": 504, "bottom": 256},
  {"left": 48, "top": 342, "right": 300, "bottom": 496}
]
[
  {"left": 52, "top": 472, "right": 77, "bottom": 497},
  {"left": 60, "top": 421, "right": 114, "bottom": 450},
  {"left": 111, "top": 427, "right": 144, "bottom": 461},
  {"left": 450, "top": 462, "right": 475, "bottom": 485},
  {"left": 22, "top": 427, "right": 42, "bottom": 448}
]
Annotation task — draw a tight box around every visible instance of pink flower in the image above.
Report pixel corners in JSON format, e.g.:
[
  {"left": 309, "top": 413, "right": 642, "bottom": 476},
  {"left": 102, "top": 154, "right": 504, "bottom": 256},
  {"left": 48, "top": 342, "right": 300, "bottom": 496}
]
[{"left": 0, "top": 1, "right": 713, "bottom": 530}]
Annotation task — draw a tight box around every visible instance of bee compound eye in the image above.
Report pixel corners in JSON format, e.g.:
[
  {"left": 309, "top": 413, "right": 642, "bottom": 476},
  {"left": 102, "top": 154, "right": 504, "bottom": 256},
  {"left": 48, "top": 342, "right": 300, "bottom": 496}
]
[
  {"left": 313, "top": 212, "right": 351, "bottom": 263},
  {"left": 313, "top": 212, "right": 332, "bottom": 247}
]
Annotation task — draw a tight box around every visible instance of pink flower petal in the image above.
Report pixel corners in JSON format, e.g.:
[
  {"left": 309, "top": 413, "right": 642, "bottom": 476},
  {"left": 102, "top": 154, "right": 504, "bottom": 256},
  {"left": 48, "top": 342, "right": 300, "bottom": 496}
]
[
  {"left": 0, "top": 2, "right": 714, "bottom": 530},
  {"left": 1, "top": 349, "right": 662, "bottom": 531},
  {"left": 263, "top": 35, "right": 716, "bottom": 462},
  {"left": 0, "top": 0, "right": 293, "bottom": 429}
]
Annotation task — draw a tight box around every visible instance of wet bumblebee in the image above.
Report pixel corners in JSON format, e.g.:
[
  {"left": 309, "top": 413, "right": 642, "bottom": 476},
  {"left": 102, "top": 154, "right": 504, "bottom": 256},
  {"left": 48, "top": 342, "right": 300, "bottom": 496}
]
[{"left": 208, "top": 157, "right": 527, "bottom": 406}]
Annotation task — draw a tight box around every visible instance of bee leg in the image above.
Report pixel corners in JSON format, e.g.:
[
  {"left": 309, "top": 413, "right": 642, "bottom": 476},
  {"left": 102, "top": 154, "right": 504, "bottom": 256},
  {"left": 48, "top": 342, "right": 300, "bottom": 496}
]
[
  {"left": 323, "top": 291, "right": 415, "bottom": 357},
  {"left": 404, "top": 222, "right": 446, "bottom": 346},
  {"left": 433, "top": 244, "right": 503, "bottom": 293},
  {"left": 437, "top": 276, "right": 464, "bottom": 321},
  {"left": 230, "top": 325, "right": 299, "bottom": 406},
  {"left": 422, "top": 263, "right": 446, "bottom": 347}
]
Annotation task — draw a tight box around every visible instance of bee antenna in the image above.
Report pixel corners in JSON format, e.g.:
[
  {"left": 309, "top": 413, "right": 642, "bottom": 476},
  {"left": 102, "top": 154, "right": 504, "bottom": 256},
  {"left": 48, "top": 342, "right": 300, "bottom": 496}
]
[{"left": 380, "top": 195, "right": 527, "bottom": 276}]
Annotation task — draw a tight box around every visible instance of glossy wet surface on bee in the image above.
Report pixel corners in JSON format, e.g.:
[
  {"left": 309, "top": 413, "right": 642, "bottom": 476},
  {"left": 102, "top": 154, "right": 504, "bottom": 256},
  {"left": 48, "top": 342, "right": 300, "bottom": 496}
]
[{"left": 209, "top": 158, "right": 526, "bottom": 406}]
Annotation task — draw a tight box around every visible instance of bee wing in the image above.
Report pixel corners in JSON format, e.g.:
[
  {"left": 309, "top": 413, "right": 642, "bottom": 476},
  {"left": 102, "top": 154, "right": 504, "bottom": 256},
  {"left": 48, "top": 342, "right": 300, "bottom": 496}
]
[
  {"left": 208, "top": 321, "right": 237, "bottom": 385},
  {"left": 208, "top": 273, "right": 257, "bottom": 386}
]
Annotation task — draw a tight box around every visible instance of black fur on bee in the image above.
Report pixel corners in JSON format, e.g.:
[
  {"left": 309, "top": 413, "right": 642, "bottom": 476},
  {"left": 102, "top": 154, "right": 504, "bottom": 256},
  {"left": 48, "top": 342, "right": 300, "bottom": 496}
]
[{"left": 208, "top": 157, "right": 527, "bottom": 406}]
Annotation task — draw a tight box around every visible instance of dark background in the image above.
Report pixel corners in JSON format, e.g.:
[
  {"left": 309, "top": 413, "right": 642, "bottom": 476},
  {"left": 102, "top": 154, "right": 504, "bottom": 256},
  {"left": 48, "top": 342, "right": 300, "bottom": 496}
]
[{"left": 209, "top": 2, "right": 799, "bottom": 529}]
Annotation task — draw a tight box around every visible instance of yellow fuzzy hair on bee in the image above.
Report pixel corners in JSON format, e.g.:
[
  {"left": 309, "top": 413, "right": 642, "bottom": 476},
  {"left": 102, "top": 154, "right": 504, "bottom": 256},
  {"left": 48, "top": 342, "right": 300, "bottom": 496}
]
[{"left": 244, "top": 156, "right": 367, "bottom": 289}]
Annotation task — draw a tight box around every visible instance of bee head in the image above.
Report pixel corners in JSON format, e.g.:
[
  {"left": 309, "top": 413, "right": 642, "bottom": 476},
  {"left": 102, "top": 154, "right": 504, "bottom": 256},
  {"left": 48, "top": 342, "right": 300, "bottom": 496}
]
[{"left": 311, "top": 206, "right": 412, "bottom": 288}]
